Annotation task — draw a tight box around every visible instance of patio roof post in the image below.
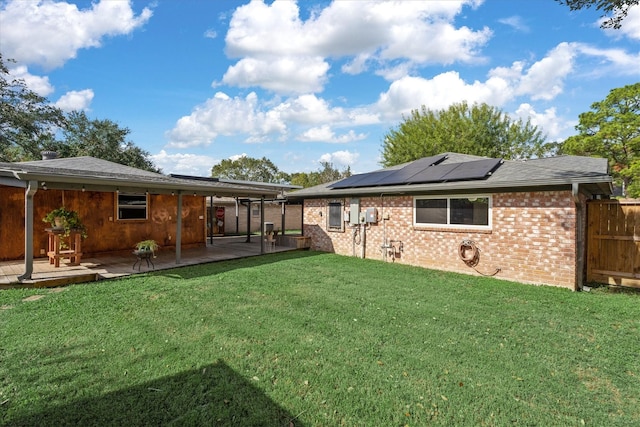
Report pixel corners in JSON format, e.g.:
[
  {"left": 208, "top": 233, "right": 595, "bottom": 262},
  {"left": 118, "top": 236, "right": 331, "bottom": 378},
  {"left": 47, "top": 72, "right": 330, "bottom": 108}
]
[
  {"left": 235, "top": 197, "right": 239, "bottom": 234},
  {"left": 281, "top": 199, "right": 286, "bottom": 236},
  {"left": 176, "top": 191, "right": 182, "bottom": 264},
  {"left": 245, "top": 200, "right": 251, "bottom": 243},
  {"left": 18, "top": 180, "right": 38, "bottom": 281},
  {"left": 260, "top": 196, "right": 265, "bottom": 254}
]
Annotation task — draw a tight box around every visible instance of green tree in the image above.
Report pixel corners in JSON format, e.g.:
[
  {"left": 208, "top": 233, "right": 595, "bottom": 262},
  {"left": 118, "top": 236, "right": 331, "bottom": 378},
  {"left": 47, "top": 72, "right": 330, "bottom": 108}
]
[
  {"left": 556, "top": 0, "right": 639, "bottom": 29},
  {"left": 381, "top": 102, "right": 546, "bottom": 167},
  {"left": 0, "top": 54, "right": 66, "bottom": 162},
  {"left": 290, "top": 161, "right": 352, "bottom": 188},
  {"left": 53, "top": 111, "right": 159, "bottom": 172},
  {"left": 561, "top": 83, "right": 639, "bottom": 198},
  {"left": 211, "top": 155, "right": 290, "bottom": 183}
]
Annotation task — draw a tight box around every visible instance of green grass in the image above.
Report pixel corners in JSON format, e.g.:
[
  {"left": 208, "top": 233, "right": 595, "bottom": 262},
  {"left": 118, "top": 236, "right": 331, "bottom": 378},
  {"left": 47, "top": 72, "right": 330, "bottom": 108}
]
[{"left": 1, "top": 252, "right": 638, "bottom": 426}]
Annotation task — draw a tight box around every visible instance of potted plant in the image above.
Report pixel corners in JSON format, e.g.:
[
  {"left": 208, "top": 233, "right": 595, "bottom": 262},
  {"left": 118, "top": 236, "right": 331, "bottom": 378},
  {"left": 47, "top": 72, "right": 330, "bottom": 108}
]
[
  {"left": 134, "top": 239, "right": 159, "bottom": 258},
  {"left": 43, "top": 207, "right": 87, "bottom": 239}
]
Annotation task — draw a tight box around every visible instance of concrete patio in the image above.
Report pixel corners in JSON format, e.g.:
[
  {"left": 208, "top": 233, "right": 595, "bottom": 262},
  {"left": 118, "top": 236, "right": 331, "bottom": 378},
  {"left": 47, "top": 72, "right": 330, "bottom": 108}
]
[{"left": 1, "top": 235, "right": 303, "bottom": 288}]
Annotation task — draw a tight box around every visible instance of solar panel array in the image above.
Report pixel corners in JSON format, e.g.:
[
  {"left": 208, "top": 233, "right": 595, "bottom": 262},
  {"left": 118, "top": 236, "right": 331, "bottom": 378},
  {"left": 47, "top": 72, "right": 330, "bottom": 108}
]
[{"left": 329, "top": 156, "right": 503, "bottom": 189}]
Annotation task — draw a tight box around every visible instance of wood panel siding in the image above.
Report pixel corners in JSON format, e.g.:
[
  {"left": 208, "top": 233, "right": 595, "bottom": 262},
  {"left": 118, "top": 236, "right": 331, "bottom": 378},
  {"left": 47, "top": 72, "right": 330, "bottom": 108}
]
[
  {"left": 0, "top": 186, "right": 206, "bottom": 260},
  {"left": 587, "top": 200, "right": 640, "bottom": 288}
]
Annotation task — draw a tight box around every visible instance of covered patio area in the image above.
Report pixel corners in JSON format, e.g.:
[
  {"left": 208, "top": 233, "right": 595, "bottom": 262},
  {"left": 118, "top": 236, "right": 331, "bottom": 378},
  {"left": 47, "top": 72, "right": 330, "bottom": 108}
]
[{"left": 0, "top": 236, "right": 302, "bottom": 288}]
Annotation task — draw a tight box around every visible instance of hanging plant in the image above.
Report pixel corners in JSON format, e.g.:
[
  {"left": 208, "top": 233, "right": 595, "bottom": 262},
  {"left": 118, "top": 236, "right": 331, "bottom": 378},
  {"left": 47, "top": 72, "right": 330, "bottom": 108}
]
[{"left": 43, "top": 207, "right": 88, "bottom": 239}]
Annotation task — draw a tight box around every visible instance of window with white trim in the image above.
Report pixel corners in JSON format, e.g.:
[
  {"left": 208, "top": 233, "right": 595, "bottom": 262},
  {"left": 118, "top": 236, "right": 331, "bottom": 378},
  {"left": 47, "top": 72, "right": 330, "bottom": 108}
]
[
  {"left": 117, "top": 193, "right": 148, "bottom": 220},
  {"left": 414, "top": 195, "right": 491, "bottom": 229}
]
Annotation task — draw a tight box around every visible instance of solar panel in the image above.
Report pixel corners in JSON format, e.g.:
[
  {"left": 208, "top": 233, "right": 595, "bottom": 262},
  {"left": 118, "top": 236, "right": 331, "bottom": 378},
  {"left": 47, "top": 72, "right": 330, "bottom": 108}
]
[
  {"left": 328, "top": 156, "right": 502, "bottom": 189},
  {"left": 439, "top": 158, "right": 503, "bottom": 181},
  {"left": 405, "top": 163, "right": 461, "bottom": 184},
  {"left": 329, "top": 154, "right": 447, "bottom": 189},
  {"left": 328, "top": 170, "right": 395, "bottom": 189},
  {"left": 375, "top": 154, "right": 447, "bottom": 185}
]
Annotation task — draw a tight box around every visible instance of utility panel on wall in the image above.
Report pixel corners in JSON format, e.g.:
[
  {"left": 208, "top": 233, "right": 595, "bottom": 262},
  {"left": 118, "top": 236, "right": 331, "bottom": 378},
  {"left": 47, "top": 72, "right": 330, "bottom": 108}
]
[
  {"left": 365, "top": 207, "right": 378, "bottom": 223},
  {"left": 349, "top": 198, "right": 360, "bottom": 226}
]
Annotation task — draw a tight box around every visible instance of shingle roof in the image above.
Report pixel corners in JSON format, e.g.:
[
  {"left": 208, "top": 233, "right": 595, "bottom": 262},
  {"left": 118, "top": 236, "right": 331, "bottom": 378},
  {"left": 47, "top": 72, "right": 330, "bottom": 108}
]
[
  {"left": 0, "top": 156, "right": 287, "bottom": 197},
  {"left": 288, "top": 153, "right": 612, "bottom": 199}
]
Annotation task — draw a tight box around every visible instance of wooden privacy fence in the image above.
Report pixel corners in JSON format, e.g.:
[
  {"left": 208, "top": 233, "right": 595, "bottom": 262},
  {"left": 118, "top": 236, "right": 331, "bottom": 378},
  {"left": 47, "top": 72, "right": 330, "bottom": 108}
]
[{"left": 587, "top": 200, "right": 640, "bottom": 288}]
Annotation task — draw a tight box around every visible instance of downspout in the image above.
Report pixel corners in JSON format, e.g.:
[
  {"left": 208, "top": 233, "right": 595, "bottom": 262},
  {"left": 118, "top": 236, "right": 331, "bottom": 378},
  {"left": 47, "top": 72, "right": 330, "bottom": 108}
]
[
  {"left": 572, "top": 183, "right": 584, "bottom": 291},
  {"left": 18, "top": 180, "right": 38, "bottom": 281},
  {"left": 176, "top": 191, "right": 182, "bottom": 264}
]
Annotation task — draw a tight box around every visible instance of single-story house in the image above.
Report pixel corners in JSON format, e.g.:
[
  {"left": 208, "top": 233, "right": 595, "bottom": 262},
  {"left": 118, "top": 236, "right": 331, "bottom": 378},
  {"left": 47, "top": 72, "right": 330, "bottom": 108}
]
[
  {"left": 287, "top": 152, "right": 613, "bottom": 290},
  {"left": 0, "top": 155, "right": 297, "bottom": 280}
]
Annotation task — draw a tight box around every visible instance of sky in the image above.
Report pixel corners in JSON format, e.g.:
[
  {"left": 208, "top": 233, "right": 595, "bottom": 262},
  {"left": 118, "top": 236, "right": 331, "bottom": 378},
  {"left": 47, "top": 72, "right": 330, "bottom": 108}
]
[{"left": 1, "top": 0, "right": 639, "bottom": 177}]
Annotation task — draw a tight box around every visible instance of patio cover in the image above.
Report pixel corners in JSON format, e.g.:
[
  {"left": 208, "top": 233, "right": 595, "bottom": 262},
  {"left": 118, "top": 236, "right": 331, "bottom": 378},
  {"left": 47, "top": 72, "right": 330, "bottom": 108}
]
[{"left": 0, "top": 156, "right": 298, "bottom": 281}]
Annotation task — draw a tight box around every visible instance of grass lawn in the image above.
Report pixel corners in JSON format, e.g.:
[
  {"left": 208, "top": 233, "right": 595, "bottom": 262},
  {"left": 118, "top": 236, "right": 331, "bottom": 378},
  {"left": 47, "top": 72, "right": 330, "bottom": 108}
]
[{"left": 1, "top": 252, "right": 638, "bottom": 426}]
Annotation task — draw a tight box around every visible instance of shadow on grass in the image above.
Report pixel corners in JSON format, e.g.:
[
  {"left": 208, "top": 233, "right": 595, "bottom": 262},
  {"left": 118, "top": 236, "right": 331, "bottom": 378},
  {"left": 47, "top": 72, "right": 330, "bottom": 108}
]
[
  {"left": 6, "top": 360, "right": 303, "bottom": 427},
  {"left": 154, "top": 249, "right": 327, "bottom": 281}
]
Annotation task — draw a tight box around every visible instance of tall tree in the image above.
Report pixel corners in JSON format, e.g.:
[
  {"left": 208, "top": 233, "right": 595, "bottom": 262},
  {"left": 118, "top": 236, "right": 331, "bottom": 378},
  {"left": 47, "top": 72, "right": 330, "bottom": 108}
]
[
  {"left": 561, "top": 83, "right": 639, "bottom": 198},
  {"left": 381, "top": 102, "right": 546, "bottom": 167},
  {"left": 211, "top": 155, "right": 290, "bottom": 183},
  {"left": 0, "top": 54, "right": 66, "bottom": 162},
  {"left": 54, "top": 111, "right": 159, "bottom": 172},
  {"left": 290, "top": 161, "right": 352, "bottom": 188},
  {"left": 556, "top": 0, "right": 639, "bottom": 29}
]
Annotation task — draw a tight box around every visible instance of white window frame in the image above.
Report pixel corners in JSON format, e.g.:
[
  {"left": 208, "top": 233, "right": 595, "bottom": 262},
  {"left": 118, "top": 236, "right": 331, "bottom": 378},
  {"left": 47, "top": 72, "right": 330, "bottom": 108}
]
[
  {"left": 117, "top": 193, "right": 148, "bottom": 220},
  {"left": 413, "top": 194, "right": 492, "bottom": 230}
]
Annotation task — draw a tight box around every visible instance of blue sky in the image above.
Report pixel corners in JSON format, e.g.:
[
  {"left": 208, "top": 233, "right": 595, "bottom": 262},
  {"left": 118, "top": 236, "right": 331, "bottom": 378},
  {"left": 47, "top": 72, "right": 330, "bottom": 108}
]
[{"left": 1, "top": 0, "right": 639, "bottom": 177}]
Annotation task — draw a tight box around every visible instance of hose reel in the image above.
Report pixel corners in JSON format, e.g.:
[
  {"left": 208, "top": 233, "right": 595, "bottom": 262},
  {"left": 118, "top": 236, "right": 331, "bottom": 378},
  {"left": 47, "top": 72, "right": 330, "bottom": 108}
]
[{"left": 458, "top": 239, "right": 501, "bottom": 276}]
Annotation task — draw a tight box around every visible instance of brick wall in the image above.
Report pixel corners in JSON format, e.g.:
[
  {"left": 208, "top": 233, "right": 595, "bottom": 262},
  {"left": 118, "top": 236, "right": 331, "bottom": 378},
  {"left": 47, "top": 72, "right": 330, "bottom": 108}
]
[{"left": 303, "top": 191, "right": 579, "bottom": 289}]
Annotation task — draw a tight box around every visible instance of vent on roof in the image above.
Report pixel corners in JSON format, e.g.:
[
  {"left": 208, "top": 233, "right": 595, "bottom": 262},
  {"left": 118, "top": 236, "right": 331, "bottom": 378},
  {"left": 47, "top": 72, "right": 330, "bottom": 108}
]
[{"left": 41, "top": 150, "right": 58, "bottom": 160}]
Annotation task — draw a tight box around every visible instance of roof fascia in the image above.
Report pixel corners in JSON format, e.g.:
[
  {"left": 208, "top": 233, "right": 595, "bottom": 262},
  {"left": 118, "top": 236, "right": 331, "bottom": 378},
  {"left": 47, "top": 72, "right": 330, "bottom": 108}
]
[{"left": 7, "top": 171, "right": 280, "bottom": 197}]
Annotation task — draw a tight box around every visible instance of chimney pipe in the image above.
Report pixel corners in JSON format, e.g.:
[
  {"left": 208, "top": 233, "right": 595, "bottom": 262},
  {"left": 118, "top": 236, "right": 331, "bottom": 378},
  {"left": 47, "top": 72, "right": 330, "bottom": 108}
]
[{"left": 41, "top": 151, "right": 58, "bottom": 160}]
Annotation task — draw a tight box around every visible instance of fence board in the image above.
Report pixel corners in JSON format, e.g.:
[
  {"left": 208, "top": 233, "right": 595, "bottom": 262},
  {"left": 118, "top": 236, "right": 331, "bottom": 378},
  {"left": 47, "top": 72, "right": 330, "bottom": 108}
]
[{"left": 587, "top": 200, "right": 640, "bottom": 288}]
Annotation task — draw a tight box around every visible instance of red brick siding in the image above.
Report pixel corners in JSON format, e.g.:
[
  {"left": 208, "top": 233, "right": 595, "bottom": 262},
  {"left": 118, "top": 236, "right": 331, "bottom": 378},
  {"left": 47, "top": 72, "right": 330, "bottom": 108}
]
[{"left": 303, "top": 191, "right": 578, "bottom": 289}]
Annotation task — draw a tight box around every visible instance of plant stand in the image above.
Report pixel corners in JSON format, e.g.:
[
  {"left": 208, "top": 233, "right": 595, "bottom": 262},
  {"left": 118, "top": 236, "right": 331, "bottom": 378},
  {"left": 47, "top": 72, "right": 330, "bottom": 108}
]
[
  {"left": 133, "top": 250, "right": 155, "bottom": 271},
  {"left": 46, "top": 228, "right": 83, "bottom": 267}
]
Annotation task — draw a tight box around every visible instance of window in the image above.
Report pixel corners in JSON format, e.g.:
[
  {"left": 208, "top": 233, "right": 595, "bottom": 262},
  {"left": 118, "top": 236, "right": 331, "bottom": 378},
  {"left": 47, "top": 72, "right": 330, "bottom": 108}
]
[
  {"left": 327, "top": 199, "right": 344, "bottom": 231},
  {"left": 117, "top": 193, "right": 148, "bottom": 220},
  {"left": 414, "top": 195, "right": 491, "bottom": 229}
]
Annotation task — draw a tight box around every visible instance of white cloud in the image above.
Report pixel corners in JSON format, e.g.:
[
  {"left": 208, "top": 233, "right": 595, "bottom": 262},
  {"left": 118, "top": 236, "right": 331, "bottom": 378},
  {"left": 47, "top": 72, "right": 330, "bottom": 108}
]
[
  {"left": 374, "top": 73, "right": 510, "bottom": 120},
  {"left": 0, "top": 0, "right": 152, "bottom": 69},
  {"left": 575, "top": 44, "right": 640, "bottom": 77},
  {"left": 498, "top": 16, "right": 530, "bottom": 33},
  {"left": 8, "top": 65, "right": 54, "bottom": 96},
  {"left": 54, "top": 89, "right": 94, "bottom": 112},
  {"left": 319, "top": 150, "right": 360, "bottom": 167},
  {"left": 516, "top": 42, "right": 576, "bottom": 100},
  {"left": 222, "top": 0, "right": 492, "bottom": 94},
  {"left": 276, "top": 94, "right": 344, "bottom": 125},
  {"left": 165, "top": 92, "right": 287, "bottom": 148},
  {"left": 221, "top": 56, "right": 330, "bottom": 94},
  {"left": 514, "top": 103, "right": 563, "bottom": 140},
  {"left": 204, "top": 29, "right": 217, "bottom": 39},
  {"left": 372, "top": 41, "right": 586, "bottom": 120},
  {"left": 151, "top": 150, "right": 217, "bottom": 177},
  {"left": 229, "top": 153, "right": 247, "bottom": 161},
  {"left": 298, "top": 125, "right": 367, "bottom": 143}
]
